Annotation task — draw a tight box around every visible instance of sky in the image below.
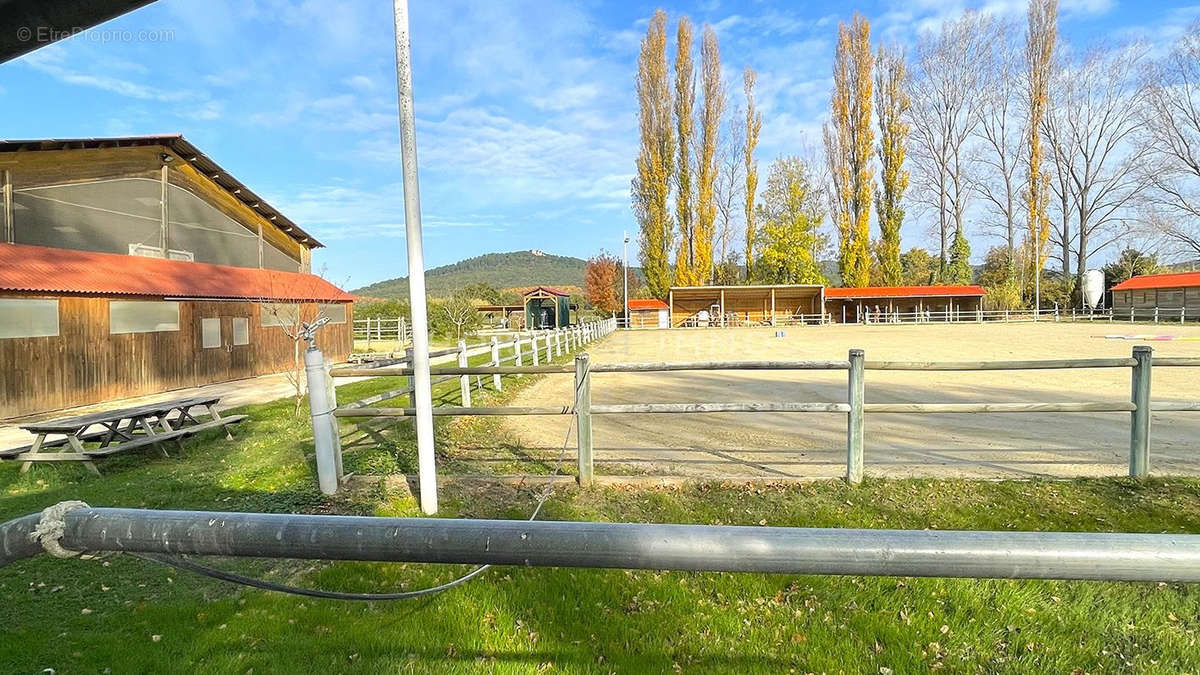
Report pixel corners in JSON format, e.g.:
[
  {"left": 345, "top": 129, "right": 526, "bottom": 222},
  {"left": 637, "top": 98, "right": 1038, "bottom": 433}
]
[{"left": 1, "top": 0, "right": 1197, "bottom": 289}]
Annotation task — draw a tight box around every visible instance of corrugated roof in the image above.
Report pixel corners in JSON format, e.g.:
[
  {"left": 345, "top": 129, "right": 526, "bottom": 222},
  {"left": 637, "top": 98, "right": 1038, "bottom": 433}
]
[
  {"left": 824, "top": 285, "right": 986, "bottom": 299},
  {"left": 1111, "top": 271, "right": 1200, "bottom": 291},
  {"left": 628, "top": 299, "right": 669, "bottom": 310},
  {"left": 0, "top": 135, "right": 322, "bottom": 248},
  {"left": 0, "top": 243, "right": 354, "bottom": 302}
]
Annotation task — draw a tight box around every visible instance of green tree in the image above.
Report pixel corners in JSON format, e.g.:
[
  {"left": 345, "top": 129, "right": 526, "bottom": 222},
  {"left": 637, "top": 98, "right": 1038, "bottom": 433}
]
[
  {"left": 826, "top": 12, "right": 874, "bottom": 287},
  {"left": 633, "top": 10, "right": 675, "bottom": 299},
  {"left": 946, "top": 230, "right": 973, "bottom": 284},
  {"left": 461, "top": 282, "right": 500, "bottom": 304},
  {"left": 753, "top": 157, "right": 829, "bottom": 285},
  {"left": 899, "top": 247, "right": 936, "bottom": 286},
  {"left": 874, "top": 43, "right": 909, "bottom": 286},
  {"left": 1103, "top": 248, "right": 1161, "bottom": 287}
]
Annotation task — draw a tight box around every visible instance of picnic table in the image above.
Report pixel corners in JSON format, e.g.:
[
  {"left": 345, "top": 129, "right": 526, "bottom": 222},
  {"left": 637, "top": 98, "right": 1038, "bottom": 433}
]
[{"left": 0, "top": 396, "right": 247, "bottom": 475}]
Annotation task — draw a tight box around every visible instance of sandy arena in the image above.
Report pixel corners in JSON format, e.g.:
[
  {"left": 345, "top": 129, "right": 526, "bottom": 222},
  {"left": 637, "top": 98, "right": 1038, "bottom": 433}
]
[{"left": 500, "top": 322, "right": 1200, "bottom": 479}]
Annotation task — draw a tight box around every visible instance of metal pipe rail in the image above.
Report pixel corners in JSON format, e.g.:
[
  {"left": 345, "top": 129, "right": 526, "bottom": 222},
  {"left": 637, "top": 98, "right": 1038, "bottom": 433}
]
[
  {"left": 4, "top": 508, "right": 1200, "bottom": 582},
  {"left": 865, "top": 358, "right": 1138, "bottom": 371}
]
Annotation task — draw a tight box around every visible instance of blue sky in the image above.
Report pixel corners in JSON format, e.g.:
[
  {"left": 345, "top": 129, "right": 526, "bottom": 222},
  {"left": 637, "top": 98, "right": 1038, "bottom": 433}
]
[{"left": 1, "top": 0, "right": 1197, "bottom": 288}]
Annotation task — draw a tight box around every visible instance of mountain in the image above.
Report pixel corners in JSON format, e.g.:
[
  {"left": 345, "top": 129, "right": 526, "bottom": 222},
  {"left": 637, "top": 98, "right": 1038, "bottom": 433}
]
[{"left": 351, "top": 250, "right": 590, "bottom": 299}]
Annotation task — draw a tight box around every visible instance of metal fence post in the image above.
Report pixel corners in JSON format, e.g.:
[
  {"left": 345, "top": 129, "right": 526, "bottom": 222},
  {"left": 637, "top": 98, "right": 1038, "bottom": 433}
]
[
  {"left": 846, "top": 349, "right": 865, "bottom": 485},
  {"left": 305, "top": 347, "right": 339, "bottom": 495},
  {"left": 323, "top": 358, "right": 343, "bottom": 481},
  {"left": 457, "top": 339, "right": 471, "bottom": 407},
  {"left": 490, "top": 336, "right": 502, "bottom": 391},
  {"left": 1130, "top": 346, "right": 1152, "bottom": 478},
  {"left": 575, "top": 353, "right": 593, "bottom": 485}
]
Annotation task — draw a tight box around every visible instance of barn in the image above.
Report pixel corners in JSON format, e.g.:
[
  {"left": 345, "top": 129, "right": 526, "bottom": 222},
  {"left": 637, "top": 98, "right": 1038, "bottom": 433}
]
[
  {"left": 523, "top": 286, "right": 572, "bottom": 329},
  {"left": 667, "top": 284, "right": 825, "bottom": 327},
  {"left": 0, "top": 136, "right": 354, "bottom": 418},
  {"left": 1111, "top": 271, "right": 1200, "bottom": 321},
  {"left": 627, "top": 298, "right": 669, "bottom": 328},
  {"left": 823, "top": 285, "right": 987, "bottom": 323}
]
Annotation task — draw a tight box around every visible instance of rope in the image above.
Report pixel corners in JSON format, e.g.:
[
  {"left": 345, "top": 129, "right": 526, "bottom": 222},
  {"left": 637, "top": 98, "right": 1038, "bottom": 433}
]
[
  {"left": 132, "top": 357, "right": 585, "bottom": 601},
  {"left": 30, "top": 500, "right": 90, "bottom": 558}
]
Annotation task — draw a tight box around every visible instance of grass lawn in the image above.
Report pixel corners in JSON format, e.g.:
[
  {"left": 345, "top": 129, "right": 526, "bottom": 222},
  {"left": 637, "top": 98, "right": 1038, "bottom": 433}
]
[{"left": 1, "top": 345, "right": 1199, "bottom": 673}]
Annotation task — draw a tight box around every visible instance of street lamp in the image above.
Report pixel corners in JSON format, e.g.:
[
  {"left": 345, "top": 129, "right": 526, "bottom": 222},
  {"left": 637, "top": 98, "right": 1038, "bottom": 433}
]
[{"left": 623, "top": 231, "right": 630, "bottom": 328}]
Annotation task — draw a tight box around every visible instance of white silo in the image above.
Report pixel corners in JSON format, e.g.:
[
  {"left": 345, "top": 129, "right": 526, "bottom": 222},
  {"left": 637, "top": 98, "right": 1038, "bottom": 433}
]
[{"left": 1082, "top": 269, "right": 1105, "bottom": 309}]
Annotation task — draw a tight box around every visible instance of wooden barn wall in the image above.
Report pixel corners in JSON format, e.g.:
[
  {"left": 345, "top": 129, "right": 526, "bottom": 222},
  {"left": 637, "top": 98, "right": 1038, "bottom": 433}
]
[
  {"left": 1113, "top": 287, "right": 1200, "bottom": 311},
  {"left": 0, "top": 294, "right": 352, "bottom": 419}
]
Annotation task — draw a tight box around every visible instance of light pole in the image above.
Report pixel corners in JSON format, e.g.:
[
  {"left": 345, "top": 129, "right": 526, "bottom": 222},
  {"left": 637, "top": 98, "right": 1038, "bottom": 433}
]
[{"left": 623, "top": 231, "right": 630, "bottom": 328}]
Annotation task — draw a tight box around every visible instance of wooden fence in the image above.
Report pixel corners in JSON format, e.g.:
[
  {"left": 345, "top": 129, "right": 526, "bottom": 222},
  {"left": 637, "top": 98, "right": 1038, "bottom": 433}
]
[
  {"left": 353, "top": 317, "right": 410, "bottom": 347},
  {"left": 332, "top": 343, "right": 1200, "bottom": 485}
]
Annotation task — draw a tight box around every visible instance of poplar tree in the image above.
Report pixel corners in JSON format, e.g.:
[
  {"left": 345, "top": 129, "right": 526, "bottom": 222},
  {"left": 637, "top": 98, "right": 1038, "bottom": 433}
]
[
  {"left": 694, "top": 25, "right": 724, "bottom": 284},
  {"left": 672, "top": 17, "right": 696, "bottom": 285},
  {"left": 1025, "top": 0, "right": 1057, "bottom": 290},
  {"left": 743, "top": 66, "right": 762, "bottom": 280},
  {"left": 874, "top": 44, "right": 909, "bottom": 286},
  {"left": 827, "top": 13, "right": 874, "bottom": 288},
  {"left": 632, "top": 10, "right": 674, "bottom": 298}
]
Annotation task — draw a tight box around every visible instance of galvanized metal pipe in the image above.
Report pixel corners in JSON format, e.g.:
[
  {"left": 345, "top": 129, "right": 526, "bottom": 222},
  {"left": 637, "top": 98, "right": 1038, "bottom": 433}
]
[{"left": 4, "top": 508, "right": 1200, "bottom": 581}]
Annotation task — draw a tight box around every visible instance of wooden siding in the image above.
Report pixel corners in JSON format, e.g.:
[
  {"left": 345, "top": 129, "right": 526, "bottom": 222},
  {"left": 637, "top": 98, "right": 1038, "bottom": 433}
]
[
  {"left": 0, "top": 293, "right": 352, "bottom": 419},
  {"left": 1112, "top": 287, "right": 1200, "bottom": 312}
]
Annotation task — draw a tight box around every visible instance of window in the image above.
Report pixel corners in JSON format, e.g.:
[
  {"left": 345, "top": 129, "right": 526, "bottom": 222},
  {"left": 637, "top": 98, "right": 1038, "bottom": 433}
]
[
  {"left": 109, "top": 301, "right": 180, "bottom": 334},
  {"left": 201, "top": 318, "right": 221, "bottom": 348},
  {"left": 260, "top": 303, "right": 299, "bottom": 327},
  {"left": 0, "top": 298, "right": 59, "bottom": 338},
  {"left": 232, "top": 317, "right": 250, "bottom": 345},
  {"left": 318, "top": 303, "right": 347, "bottom": 324}
]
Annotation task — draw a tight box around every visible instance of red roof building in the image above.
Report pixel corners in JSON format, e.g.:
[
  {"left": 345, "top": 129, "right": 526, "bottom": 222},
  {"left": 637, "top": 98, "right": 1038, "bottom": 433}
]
[
  {"left": 1111, "top": 271, "right": 1200, "bottom": 291},
  {"left": 1110, "top": 271, "right": 1200, "bottom": 319},
  {"left": 628, "top": 298, "right": 669, "bottom": 310}
]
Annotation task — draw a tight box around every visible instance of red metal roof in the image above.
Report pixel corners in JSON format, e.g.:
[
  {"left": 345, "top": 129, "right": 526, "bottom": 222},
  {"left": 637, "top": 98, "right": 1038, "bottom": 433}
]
[
  {"left": 628, "top": 298, "right": 669, "bottom": 310},
  {"left": 1111, "top": 271, "right": 1200, "bottom": 291},
  {"left": 0, "top": 243, "right": 355, "bottom": 302},
  {"left": 824, "top": 285, "right": 987, "bottom": 299},
  {"left": 522, "top": 286, "right": 571, "bottom": 297}
]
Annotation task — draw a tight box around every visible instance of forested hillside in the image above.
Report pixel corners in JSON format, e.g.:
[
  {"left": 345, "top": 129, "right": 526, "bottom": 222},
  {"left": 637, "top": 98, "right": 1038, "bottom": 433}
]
[{"left": 352, "top": 251, "right": 590, "bottom": 299}]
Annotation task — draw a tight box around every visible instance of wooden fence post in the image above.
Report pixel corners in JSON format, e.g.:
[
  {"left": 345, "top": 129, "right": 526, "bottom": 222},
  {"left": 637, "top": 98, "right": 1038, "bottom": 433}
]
[
  {"left": 545, "top": 332, "right": 553, "bottom": 362},
  {"left": 405, "top": 346, "right": 416, "bottom": 410},
  {"left": 490, "top": 336, "right": 502, "bottom": 391},
  {"left": 1130, "top": 345, "right": 1152, "bottom": 478},
  {"left": 514, "top": 336, "right": 524, "bottom": 375},
  {"left": 575, "top": 353, "right": 593, "bottom": 485},
  {"left": 531, "top": 332, "right": 540, "bottom": 366},
  {"left": 846, "top": 349, "right": 865, "bottom": 485},
  {"left": 366, "top": 316, "right": 373, "bottom": 351},
  {"left": 555, "top": 328, "right": 563, "bottom": 356},
  {"left": 457, "top": 340, "right": 471, "bottom": 407},
  {"left": 398, "top": 316, "right": 405, "bottom": 342}
]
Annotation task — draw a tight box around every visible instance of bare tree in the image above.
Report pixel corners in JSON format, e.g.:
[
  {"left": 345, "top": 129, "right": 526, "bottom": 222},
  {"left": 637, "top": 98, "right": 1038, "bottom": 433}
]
[
  {"left": 907, "top": 11, "right": 993, "bottom": 277},
  {"left": 441, "top": 290, "right": 480, "bottom": 339},
  {"left": 714, "top": 105, "right": 745, "bottom": 273},
  {"left": 972, "top": 19, "right": 1025, "bottom": 261},
  {"left": 1046, "top": 44, "right": 1151, "bottom": 295},
  {"left": 1141, "top": 21, "right": 1200, "bottom": 259}
]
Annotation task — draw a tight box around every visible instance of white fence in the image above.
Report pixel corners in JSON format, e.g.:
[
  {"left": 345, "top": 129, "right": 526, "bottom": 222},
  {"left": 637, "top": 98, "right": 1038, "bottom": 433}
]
[{"left": 353, "top": 317, "right": 410, "bottom": 345}]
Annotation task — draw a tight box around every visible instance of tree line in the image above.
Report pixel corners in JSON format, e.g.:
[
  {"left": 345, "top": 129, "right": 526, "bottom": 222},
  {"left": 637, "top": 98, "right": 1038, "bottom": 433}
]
[{"left": 631, "top": 1, "right": 1200, "bottom": 305}]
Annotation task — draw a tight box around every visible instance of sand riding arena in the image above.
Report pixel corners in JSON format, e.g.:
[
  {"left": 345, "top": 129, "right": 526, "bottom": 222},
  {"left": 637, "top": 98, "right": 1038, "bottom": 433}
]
[{"left": 499, "top": 322, "right": 1200, "bottom": 479}]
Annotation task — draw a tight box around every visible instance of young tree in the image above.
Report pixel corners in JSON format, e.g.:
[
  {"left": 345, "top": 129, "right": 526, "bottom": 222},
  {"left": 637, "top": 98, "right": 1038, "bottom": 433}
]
[
  {"left": 1141, "top": 21, "right": 1200, "bottom": 259},
  {"left": 694, "top": 25, "right": 724, "bottom": 285},
  {"left": 900, "top": 247, "right": 937, "bottom": 285},
  {"left": 714, "top": 105, "right": 745, "bottom": 278},
  {"left": 946, "top": 229, "right": 973, "bottom": 284},
  {"left": 632, "top": 10, "right": 675, "bottom": 299},
  {"left": 1025, "top": 0, "right": 1058, "bottom": 290},
  {"left": 1103, "top": 247, "right": 1161, "bottom": 286},
  {"left": 441, "top": 290, "right": 482, "bottom": 339},
  {"left": 907, "top": 11, "right": 992, "bottom": 279},
  {"left": 827, "top": 13, "right": 874, "bottom": 287},
  {"left": 874, "top": 43, "right": 910, "bottom": 286},
  {"left": 743, "top": 66, "right": 763, "bottom": 279},
  {"left": 672, "top": 16, "right": 697, "bottom": 286},
  {"left": 583, "top": 252, "right": 623, "bottom": 314},
  {"left": 754, "top": 156, "right": 829, "bottom": 285}
]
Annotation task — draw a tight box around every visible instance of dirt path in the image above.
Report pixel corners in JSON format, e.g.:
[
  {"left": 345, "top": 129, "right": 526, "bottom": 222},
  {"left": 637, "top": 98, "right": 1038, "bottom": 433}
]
[{"left": 501, "top": 323, "right": 1200, "bottom": 479}]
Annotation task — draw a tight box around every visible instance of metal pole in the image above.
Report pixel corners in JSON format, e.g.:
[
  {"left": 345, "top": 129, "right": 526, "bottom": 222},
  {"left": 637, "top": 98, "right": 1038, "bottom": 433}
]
[
  {"left": 575, "top": 354, "right": 593, "bottom": 485},
  {"left": 392, "top": 0, "right": 437, "bottom": 513},
  {"left": 1130, "top": 346, "right": 1152, "bottom": 477},
  {"left": 623, "top": 231, "right": 630, "bottom": 328},
  {"left": 323, "top": 358, "right": 343, "bottom": 479},
  {"left": 305, "top": 348, "right": 339, "bottom": 495},
  {"left": 6, "top": 508, "right": 1200, "bottom": 581},
  {"left": 846, "top": 349, "right": 865, "bottom": 484}
]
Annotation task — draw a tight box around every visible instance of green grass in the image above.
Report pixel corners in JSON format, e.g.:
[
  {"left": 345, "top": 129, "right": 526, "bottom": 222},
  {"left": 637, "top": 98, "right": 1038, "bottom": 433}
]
[{"left": 2, "top": 347, "right": 1199, "bottom": 673}]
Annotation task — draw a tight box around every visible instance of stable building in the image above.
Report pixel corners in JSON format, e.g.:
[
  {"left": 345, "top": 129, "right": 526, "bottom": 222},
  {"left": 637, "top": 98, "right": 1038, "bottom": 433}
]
[
  {"left": 824, "top": 285, "right": 986, "bottom": 323},
  {"left": 0, "top": 136, "right": 354, "bottom": 418},
  {"left": 1111, "top": 271, "right": 1200, "bottom": 321},
  {"left": 523, "top": 286, "right": 572, "bottom": 329},
  {"left": 668, "top": 284, "right": 825, "bottom": 327},
  {"left": 628, "top": 298, "right": 670, "bottom": 328}
]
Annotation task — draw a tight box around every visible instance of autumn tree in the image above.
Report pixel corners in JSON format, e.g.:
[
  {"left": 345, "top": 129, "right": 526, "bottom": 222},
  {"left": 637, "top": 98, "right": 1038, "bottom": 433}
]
[
  {"left": 583, "top": 252, "right": 623, "bottom": 314},
  {"left": 900, "top": 247, "right": 936, "bottom": 286},
  {"left": 907, "top": 11, "right": 992, "bottom": 279},
  {"left": 826, "top": 13, "right": 874, "bottom": 288},
  {"left": 693, "top": 25, "right": 724, "bottom": 285},
  {"left": 754, "top": 156, "right": 829, "bottom": 285},
  {"left": 1025, "top": 0, "right": 1058, "bottom": 294},
  {"left": 672, "top": 16, "right": 697, "bottom": 286},
  {"left": 632, "top": 10, "right": 674, "bottom": 299},
  {"left": 873, "top": 43, "right": 909, "bottom": 286},
  {"left": 743, "top": 66, "right": 762, "bottom": 280}
]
